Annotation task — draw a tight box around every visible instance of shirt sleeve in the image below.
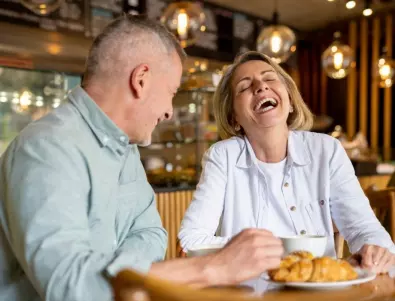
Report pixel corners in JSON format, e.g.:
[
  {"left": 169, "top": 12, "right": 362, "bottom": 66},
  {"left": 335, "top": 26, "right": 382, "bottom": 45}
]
[
  {"left": 1, "top": 135, "right": 164, "bottom": 301},
  {"left": 329, "top": 138, "right": 395, "bottom": 254},
  {"left": 178, "top": 145, "right": 230, "bottom": 252},
  {"left": 106, "top": 188, "right": 167, "bottom": 276}
]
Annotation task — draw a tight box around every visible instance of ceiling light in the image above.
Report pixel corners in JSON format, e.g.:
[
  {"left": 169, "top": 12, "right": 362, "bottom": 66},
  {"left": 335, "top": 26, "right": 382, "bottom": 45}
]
[
  {"left": 363, "top": 0, "right": 373, "bottom": 16},
  {"left": 322, "top": 31, "right": 355, "bottom": 79},
  {"left": 346, "top": 0, "right": 356, "bottom": 9},
  {"left": 376, "top": 47, "right": 394, "bottom": 88},
  {"left": 160, "top": 1, "right": 205, "bottom": 48},
  {"left": 256, "top": 1, "right": 296, "bottom": 63},
  {"left": 363, "top": 8, "right": 373, "bottom": 16}
]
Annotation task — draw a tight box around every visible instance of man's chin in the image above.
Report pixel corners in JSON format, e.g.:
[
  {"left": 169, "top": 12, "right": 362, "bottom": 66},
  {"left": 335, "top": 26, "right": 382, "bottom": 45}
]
[{"left": 137, "top": 139, "right": 152, "bottom": 147}]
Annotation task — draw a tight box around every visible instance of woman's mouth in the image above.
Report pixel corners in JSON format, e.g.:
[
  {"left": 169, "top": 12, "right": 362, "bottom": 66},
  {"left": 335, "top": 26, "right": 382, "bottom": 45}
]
[{"left": 254, "top": 97, "right": 278, "bottom": 113}]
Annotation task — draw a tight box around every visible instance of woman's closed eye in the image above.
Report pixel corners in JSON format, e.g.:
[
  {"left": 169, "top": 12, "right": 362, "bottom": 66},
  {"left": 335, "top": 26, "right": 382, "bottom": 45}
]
[{"left": 239, "top": 85, "right": 251, "bottom": 93}]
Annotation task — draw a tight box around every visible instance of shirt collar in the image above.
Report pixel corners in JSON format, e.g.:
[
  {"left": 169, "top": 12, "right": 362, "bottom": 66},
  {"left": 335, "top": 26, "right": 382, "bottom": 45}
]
[
  {"left": 68, "top": 86, "right": 130, "bottom": 153},
  {"left": 235, "top": 131, "right": 311, "bottom": 168}
]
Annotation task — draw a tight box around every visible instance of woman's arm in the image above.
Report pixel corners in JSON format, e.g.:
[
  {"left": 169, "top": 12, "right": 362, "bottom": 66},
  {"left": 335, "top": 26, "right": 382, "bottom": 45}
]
[
  {"left": 178, "top": 144, "right": 230, "bottom": 251},
  {"left": 329, "top": 138, "right": 394, "bottom": 254}
]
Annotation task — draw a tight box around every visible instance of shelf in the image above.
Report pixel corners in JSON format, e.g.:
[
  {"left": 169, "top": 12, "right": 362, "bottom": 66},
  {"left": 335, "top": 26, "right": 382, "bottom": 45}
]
[{"left": 141, "top": 139, "right": 218, "bottom": 150}]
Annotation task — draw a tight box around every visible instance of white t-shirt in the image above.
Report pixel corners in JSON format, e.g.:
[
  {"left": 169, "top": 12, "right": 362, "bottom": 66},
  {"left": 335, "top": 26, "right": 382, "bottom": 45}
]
[{"left": 257, "top": 158, "right": 295, "bottom": 235}]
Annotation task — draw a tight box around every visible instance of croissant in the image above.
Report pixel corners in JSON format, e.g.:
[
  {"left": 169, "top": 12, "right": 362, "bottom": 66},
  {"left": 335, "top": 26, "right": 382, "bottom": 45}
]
[
  {"left": 268, "top": 251, "right": 314, "bottom": 281},
  {"left": 269, "top": 254, "right": 358, "bottom": 283}
]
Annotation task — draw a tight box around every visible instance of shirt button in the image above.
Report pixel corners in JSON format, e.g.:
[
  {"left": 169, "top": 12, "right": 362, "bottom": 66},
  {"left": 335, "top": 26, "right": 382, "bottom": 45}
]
[
  {"left": 284, "top": 182, "right": 289, "bottom": 187},
  {"left": 300, "top": 230, "right": 306, "bottom": 235},
  {"left": 120, "top": 136, "right": 127, "bottom": 143},
  {"left": 290, "top": 206, "right": 296, "bottom": 211},
  {"left": 102, "top": 135, "right": 109, "bottom": 144},
  {"left": 320, "top": 200, "right": 325, "bottom": 205},
  {"left": 113, "top": 240, "right": 117, "bottom": 246}
]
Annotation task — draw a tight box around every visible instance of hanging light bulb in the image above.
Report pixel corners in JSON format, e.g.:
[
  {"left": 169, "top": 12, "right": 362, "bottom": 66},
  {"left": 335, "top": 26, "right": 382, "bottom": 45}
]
[
  {"left": 376, "top": 47, "right": 394, "bottom": 88},
  {"left": 346, "top": 0, "right": 356, "bottom": 9},
  {"left": 362, "top": 0, "right": 373, "bottom": 16},
  {"left": 160, "top": 1, "right": 205, "bottom": 48},
  {"left": 20, "top": 0, "right": 63, "bottom": 16},
  {"left": 322, "top": 31, "right": 355, "bottom": 79},
  {"left": 256, "top": 8, "right": 296, "bottom": 64}
]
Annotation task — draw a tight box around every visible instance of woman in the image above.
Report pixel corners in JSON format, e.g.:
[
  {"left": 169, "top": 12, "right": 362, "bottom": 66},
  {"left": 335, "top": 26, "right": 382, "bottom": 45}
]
[{"left": 178, "top": 51, "right": 395, "bottom": 274}]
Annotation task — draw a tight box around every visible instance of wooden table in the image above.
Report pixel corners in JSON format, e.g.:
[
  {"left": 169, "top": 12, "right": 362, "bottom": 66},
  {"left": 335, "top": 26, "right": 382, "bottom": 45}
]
[{"left": 225, "top": 274, "right": 395, "bottom": 301}]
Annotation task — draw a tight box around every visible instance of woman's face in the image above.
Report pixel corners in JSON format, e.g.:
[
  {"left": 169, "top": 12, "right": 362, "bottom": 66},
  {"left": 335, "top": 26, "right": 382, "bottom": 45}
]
[{"left": 231, "top": 60, "right": 291, "bottom": 133}]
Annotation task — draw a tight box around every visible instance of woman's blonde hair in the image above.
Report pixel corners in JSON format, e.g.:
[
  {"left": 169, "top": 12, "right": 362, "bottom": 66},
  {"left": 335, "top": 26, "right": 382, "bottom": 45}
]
[{"left": 213, "top": 51, "right": 314, "bottom": 140}]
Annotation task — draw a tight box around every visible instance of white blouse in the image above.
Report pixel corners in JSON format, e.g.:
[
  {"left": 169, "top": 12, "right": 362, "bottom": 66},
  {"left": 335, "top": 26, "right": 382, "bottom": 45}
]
[{"left": 178, "top": 131, "right": 395, "bottom": 257}]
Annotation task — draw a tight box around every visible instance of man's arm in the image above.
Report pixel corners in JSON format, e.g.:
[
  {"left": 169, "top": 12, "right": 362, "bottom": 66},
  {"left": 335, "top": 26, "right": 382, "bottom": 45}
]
[
  {"left": 1, "top": 135, "right": 160, "bottom": 301},
  {"left": 106, "top": 189, "right": 167, "bottom": 276},
  {"left": 149, "top": 229, "right": 284, "bottom": 287}
]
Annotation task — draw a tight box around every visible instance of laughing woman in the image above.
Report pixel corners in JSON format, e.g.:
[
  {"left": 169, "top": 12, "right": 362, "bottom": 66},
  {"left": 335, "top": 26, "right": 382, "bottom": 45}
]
[{"left": 178, "top": 51, "right": 395, "bottom": 274}]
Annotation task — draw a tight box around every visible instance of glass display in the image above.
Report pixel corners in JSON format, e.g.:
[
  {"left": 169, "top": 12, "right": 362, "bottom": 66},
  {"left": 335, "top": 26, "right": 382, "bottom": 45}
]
[{"left": 0, "top": 66, "right": 80, "bottom": 153}]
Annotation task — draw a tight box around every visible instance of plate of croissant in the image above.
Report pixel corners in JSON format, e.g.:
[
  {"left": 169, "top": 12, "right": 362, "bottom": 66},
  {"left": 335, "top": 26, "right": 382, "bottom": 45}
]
[{"left": 263, "top": 251, "right": 376, "bottom": 290}]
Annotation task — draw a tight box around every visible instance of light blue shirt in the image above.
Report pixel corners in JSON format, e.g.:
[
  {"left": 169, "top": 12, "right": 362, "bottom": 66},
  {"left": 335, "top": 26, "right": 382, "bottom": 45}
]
[
  {"left": 179, "top": 131, "right": 395, "bottom": 256},
  {"left": 0, "top": 87, "right": 167, "bottom": 301}
]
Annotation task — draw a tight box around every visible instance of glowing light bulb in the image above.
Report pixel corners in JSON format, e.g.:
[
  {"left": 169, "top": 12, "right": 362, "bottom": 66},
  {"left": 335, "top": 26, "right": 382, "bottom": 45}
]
[
  {"left": 270, "top": 32, "right": 282, "bottom": 54},
  {"left": 379, "top": 64, "right": 391, "bottom": 78},
  {"left": 334, "top": 52, "right": 344, "bottom": 70},
  {"left": 177, "top": 10, "right": 188, "bottom": 39},
  {"left": 363, "top": 8, "right": 373, "bottom": 16},
  {"left": 346, "top": 0, "right": 356, "bottom": 9}
]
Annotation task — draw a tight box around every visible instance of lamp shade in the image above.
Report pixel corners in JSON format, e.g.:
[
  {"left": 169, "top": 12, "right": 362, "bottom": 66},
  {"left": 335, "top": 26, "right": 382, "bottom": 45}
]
[
  {"left": 160, "top": 1, "right": 205, "bottom": 48},
  {"left": 322, "top": 32, "right": 355, "bottom": 79}
]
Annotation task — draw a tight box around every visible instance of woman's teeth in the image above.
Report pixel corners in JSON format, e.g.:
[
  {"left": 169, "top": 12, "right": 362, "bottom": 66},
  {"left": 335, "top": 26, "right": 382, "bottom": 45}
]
[{"left": 254, "top": 97, "right": 278, "bottom": 113}]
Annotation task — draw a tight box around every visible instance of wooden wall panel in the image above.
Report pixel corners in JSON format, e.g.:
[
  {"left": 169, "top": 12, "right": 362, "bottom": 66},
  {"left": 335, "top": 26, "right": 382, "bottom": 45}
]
[
  {"left": 156, "top": 190, "right": 193, "bottom": 260},
  {"left": 347, "top": 21, "right": 358, "bottom": 138},
  {"left": 359, "top": 18, "right": 369, "bottom": 137},
  {"left": 384, "top": 14, "right": 393, "bottom": 160},
  {"left": 370, "top": 17, "right": 380, "bottom": 149}
]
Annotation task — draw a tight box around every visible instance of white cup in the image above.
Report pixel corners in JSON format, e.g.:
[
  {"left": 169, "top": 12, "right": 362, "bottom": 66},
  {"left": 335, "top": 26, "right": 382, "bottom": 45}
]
[
  {"left": 280, "top": 235, "right": 327, "bottom": 257},
  {"left": 186, "top": 243, "right": 225, "bottom": 257}
]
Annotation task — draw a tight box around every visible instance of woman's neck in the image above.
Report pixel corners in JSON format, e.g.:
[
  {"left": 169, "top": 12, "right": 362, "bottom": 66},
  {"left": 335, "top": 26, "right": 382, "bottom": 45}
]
[{"left": 246, "top": 125, "right": 289, "bottom": 163}]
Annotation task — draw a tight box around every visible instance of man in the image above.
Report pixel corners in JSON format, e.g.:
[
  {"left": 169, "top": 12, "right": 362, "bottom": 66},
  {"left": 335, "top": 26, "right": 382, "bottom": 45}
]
[{"left": 0, "top": 15, "right": 283, "bottom": 301}]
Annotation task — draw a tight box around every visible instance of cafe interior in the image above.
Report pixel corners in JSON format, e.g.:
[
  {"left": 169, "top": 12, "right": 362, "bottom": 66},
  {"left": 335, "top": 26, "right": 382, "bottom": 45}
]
[{"left": 2, "top": 0, "right": 395, "bottom": 300}]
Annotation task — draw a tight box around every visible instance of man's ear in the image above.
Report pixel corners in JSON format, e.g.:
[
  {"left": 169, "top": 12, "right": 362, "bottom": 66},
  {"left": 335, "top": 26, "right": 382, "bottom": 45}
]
[{"left": 130, "top": 63, "right": 150, "bottom": 99}]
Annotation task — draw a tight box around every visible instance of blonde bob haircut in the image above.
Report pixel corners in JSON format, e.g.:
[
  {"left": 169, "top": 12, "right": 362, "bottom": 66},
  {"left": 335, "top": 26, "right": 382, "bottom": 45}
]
[{"left": 213, "top": 51, "right": 314, "bottom": 140}]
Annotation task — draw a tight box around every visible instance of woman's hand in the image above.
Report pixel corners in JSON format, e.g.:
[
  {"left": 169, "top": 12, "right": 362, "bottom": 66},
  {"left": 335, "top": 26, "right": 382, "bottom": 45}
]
[{"left": 349, "top": 244, "right": 395, "bottom": 274}]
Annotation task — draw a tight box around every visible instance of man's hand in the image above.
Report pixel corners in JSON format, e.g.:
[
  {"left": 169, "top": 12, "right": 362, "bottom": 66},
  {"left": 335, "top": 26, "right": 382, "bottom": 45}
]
[
  {"left": 204, "top": 229, "right": 283, "bottom": 286},
  {"left": 349, "top": 244, "right": 395, "bottom": 274}
]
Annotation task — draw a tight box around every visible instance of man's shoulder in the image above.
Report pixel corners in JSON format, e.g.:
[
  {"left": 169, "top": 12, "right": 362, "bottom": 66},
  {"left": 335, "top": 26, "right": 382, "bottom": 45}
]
[{"left": 4, "top": 103, "right": 85, "bottom": 159}]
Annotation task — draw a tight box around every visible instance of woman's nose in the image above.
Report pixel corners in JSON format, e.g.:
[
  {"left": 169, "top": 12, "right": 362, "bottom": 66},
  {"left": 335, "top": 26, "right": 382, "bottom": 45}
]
[{"left": 253, "top": 80, "right": 269, "bottom": 95}]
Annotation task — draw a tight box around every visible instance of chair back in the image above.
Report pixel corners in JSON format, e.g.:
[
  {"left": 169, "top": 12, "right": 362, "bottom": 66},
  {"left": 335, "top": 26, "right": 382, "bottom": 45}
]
[{"left": 112, "top": 269, "right": 260, "bottom": 301}]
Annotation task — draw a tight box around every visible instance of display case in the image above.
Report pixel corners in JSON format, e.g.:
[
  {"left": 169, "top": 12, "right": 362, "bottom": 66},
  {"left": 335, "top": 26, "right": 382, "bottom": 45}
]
[
  {"left": 0, "top": 66, "right": 80, "bottom": 154},
  {"left": 139, "top": 67, "right": 224, "bottom": 190}
]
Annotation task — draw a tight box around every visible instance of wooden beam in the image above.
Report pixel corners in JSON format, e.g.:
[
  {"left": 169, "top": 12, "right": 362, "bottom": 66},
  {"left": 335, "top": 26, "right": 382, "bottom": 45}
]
[
  {"left": 370, "top": 17, "right": 380, "bottom": 149},
  {"left": 384, "top": 14, "right": 393, "bottom": 160},
  {"left": 347, "top": 21, "right": 357, "bottom": 139},
  {"left": 359, "top": 18, "right": 368, "bottom": 137}
]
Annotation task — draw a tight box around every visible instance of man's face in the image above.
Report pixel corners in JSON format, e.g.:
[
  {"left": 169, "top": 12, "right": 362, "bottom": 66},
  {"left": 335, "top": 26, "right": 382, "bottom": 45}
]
[{"left": 131, "top": 51, "right": 183, "bottom": 146}]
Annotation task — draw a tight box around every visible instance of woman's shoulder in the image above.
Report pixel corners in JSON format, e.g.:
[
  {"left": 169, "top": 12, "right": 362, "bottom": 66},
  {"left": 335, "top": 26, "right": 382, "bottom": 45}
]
[
  {"left": 293, "top": 130, "right": 339, "bottom": 146},
  {"left": 209, "top": 136, "right": 245, "bottom": 152}
]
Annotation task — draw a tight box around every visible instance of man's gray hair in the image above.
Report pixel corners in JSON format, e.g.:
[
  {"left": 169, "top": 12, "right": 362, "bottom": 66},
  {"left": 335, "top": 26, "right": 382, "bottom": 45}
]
[{"left": 82, "top": 14, "right": 186, "bottom": 86}]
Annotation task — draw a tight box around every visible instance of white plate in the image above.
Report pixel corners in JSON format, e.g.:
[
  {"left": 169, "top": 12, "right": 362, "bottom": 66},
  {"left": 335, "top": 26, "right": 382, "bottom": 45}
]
[{"left": 262, "top": 268, "right": 376, "bottom": 290}]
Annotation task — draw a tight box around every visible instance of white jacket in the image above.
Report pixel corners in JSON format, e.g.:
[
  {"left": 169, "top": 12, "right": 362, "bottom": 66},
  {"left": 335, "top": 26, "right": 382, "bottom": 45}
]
[{"left": 179, "top": 131, "right": 395, "bottom": 256}]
